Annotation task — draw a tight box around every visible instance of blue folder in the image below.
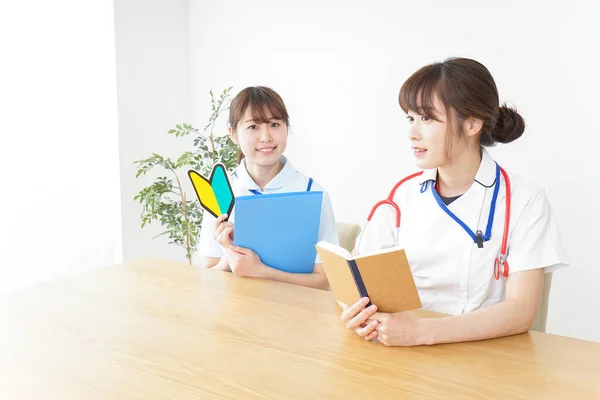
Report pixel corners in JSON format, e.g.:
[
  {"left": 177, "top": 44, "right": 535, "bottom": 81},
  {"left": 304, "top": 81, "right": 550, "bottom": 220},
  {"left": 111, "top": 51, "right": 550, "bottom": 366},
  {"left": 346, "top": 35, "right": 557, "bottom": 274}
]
[{"left": 233, "top": 191, "right": 323, "bottom": 274}]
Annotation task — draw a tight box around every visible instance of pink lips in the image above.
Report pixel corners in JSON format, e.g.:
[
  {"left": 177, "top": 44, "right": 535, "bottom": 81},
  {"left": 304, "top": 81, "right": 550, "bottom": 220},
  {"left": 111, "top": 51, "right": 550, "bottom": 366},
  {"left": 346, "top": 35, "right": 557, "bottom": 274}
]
[
  {"left": 256, "top": 146, "right": 276, "bottom": 154},
  {"left": 412, "top": 147, "right": 427, "bottom": 157}
]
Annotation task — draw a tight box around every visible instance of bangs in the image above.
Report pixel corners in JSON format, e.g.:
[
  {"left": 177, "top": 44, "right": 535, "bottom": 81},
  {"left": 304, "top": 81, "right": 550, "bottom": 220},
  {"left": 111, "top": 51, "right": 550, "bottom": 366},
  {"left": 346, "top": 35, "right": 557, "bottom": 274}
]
[
  {"left": 233, "top": 87, "right": 289, "bottom": 127},
  {"left": 248, "top": 101, "right": 284, "bottom": 124},
  {"left": 398, "top": 63, "right": 446, "bottom": 122}
]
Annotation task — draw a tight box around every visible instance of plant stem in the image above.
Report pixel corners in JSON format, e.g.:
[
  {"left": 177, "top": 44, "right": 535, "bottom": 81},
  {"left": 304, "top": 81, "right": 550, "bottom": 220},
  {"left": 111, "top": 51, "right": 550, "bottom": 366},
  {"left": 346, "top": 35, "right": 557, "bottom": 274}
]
[
  {"left": 182, "top": 192, "right": 192, "bottom": 265},
  {"left": 210, "top": 133, "right": 215, "bottom": 166},
  {"left": 170, "top": 168, "right": 192, "bottom": 265}
]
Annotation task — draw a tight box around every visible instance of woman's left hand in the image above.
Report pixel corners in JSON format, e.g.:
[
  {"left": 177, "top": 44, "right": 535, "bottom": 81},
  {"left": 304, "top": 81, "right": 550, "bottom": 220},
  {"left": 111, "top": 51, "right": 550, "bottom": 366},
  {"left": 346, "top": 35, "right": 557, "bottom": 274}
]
[
  {"left": 339, "top": 298, "right": 380, "bottom": 341},
  {"left": 371, "top": 311, "right": 424, "bottom": 347}
]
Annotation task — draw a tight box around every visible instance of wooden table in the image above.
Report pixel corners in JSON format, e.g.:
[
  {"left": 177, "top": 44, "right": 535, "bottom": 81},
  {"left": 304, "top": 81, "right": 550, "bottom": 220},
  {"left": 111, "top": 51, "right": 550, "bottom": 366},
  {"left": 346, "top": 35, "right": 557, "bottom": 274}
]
[{"left": 1, "top": 258, "right": 599, "bottom": 399}]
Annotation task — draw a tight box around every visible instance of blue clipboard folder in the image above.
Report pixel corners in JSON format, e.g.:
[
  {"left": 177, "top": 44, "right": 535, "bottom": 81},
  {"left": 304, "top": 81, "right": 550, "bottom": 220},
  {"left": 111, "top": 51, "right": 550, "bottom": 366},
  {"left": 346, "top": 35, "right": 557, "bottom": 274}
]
[{"left": 233, "top": 191, "right": 323, "bottom": 274}]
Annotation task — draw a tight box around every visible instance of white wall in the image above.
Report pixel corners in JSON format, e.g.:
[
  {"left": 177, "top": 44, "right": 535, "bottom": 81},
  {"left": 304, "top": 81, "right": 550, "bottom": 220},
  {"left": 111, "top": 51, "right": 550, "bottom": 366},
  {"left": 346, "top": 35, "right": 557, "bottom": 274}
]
[
  {"left": 0, "top": 1, "right": 122, "bottom": 292},
  {"left": 186, "top": 0, "right": 600, "bottom": 342},
  {"left": 115, "top": 0, "right": 191, "bottom": 263}
]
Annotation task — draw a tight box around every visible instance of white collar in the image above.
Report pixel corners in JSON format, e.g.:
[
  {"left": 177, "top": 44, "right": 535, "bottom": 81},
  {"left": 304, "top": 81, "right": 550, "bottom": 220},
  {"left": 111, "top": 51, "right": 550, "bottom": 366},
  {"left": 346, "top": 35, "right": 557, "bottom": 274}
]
[
  {"left": 234, "top": 155, "right": 297, "bottom": 190},
  {"left": 418, "top": 147, "right": 497, "bottom": 188}
]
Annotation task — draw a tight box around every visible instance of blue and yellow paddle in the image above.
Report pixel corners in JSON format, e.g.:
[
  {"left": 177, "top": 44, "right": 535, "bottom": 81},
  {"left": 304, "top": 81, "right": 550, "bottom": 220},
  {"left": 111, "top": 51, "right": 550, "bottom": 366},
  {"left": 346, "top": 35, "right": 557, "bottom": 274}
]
[{"left": 188, "top": 163, "right": 235, "bottom": 220}]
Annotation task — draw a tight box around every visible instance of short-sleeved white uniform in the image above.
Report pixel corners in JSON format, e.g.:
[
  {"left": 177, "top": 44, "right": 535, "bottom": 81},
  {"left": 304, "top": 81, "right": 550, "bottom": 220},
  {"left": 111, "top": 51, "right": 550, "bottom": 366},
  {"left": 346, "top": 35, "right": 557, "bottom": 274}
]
[
  {"left": 356, "top": 148, "right": 568, "bottom": 315},
  {"left": 195, "top": 156, "right": 339, "bottom": 267}
]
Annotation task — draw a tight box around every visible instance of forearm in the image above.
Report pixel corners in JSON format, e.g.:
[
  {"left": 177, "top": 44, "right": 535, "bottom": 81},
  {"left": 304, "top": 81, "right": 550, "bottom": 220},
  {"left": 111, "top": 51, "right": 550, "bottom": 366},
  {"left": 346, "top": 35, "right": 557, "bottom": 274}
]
[
  {"left": 419, "top": 298, "right": 536, "bottom": 345},
  {"left": 260, "top": 264, "right": 329, "bottom": 290}
]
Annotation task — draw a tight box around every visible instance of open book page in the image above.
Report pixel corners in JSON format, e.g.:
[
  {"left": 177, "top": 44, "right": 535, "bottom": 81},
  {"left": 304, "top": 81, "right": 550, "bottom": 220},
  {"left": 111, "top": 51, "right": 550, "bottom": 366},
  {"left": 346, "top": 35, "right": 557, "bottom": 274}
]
[
  {"left": 316, "top": 241, "right": 404, "bottom": 261},
  {"left": 315, "top": 241, "right": 352, "bottom": 259},
  {"left": 314, "top": 242, "right": 361, "bottom": 306}
]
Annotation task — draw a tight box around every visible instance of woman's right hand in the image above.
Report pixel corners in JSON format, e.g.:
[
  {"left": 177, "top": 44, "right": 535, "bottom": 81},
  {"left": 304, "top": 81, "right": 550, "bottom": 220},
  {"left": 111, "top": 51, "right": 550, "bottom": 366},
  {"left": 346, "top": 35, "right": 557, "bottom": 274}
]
[{"left": 214, "top": 214, "right": 234, "bottom": 249}]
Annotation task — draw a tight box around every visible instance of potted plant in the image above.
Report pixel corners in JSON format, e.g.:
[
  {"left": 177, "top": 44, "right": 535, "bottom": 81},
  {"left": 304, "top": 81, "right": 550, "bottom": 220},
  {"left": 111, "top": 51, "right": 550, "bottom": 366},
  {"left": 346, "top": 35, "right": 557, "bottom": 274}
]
[{"left": 133, "top": 87, "right": 237, "bottom": 264}]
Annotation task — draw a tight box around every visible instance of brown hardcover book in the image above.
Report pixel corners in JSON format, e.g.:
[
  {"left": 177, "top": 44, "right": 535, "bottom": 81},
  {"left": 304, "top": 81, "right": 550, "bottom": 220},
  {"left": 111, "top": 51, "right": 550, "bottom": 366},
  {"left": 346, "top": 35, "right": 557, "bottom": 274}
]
[{"left": 316, "top": 241, "right": 422, "bottom": 313}]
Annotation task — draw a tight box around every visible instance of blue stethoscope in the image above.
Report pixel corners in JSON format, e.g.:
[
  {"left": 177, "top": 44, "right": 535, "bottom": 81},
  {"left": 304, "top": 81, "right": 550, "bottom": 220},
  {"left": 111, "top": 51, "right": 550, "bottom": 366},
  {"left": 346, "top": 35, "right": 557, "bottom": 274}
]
[{"left": 363, "top": 163, "right": 512, "bottom": 280}]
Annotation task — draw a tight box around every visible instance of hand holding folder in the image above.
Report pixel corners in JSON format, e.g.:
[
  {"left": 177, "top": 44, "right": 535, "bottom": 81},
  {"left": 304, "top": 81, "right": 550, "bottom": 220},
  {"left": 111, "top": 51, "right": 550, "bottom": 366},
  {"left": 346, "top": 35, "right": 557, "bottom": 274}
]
[{"left": 315, "top": 242, "right": 422, "bottom": 313}]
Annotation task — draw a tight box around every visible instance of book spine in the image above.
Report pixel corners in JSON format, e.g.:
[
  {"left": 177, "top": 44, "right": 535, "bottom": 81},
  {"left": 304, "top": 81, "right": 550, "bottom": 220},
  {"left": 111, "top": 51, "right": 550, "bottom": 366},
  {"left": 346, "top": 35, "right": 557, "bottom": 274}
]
[{"left": 347, "top": 260, "right": 372, "bottom": 307}]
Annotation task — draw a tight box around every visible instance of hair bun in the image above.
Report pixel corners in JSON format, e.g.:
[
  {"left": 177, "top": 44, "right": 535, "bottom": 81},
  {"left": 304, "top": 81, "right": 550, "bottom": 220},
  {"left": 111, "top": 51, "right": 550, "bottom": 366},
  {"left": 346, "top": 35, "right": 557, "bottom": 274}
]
[{"left": 491, "top": 105, "right": 525, "bottom": 144}]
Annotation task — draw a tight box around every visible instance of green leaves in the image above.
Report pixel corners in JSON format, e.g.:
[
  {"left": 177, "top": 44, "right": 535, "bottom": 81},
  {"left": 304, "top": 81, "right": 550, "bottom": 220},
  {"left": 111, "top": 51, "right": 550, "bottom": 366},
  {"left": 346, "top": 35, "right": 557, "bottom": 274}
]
[
  {"left": 204, "top": 87, "right": 233, "bottom": 132},
  {"left": 132, "top": 87, "right": 238, "bottom": 264},
  {"left": 212, "top": 135, "right": 238, "bottom": 170},
  {"left": 168, "top": 123, "right": 197, "bottom": 137},
  {"left": 152, "top": 199, "right": 203, "bottom": 251},
  {"left": 133, "top": 177, "right": 175, "bottom": 228},
  {"left": 133, "top": 153, "right": 177, "bottom": 177},
  {"left": 174, "top": 151, "right": 194, "bottom": 169}
]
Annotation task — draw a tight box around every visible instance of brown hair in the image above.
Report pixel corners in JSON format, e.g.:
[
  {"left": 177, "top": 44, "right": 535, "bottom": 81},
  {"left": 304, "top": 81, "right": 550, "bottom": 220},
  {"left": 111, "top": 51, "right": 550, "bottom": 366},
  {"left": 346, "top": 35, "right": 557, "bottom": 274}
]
[
  {"left": 228, "top": 86, "right": 290, "bottom": 163},
  {"left": 398, "top": 58, "right": 525, "bottom": 149}
]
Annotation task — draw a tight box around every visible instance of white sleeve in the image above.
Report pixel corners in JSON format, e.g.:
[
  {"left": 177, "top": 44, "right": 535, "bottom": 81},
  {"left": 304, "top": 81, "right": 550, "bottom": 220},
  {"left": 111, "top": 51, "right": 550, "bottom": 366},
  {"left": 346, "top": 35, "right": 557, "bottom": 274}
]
[
  {"left": 354, "top": 202, "right": 397, "bottom": 255},
  {"left": 315, "top": 191, "right": 340, "bottom": 263},
  {"left": 507, "top": 189, "right": 569, "bottom": 274},
  {"left": 193, "top": 210, "right": 224, "bottom": 264}
]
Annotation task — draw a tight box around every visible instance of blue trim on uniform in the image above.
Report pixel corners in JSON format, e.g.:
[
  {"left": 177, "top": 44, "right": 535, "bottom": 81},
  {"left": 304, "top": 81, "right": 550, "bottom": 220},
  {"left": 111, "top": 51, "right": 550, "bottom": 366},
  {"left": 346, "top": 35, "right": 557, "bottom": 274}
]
[
  {"left": 431, "top": 163, "right": 500, "bottom": 245},
  {"left": 483, "top": 164, "right": 501, "bottom": 240},
  {"left": 248, "top": 189, "right": 262, "bottom": 195}
]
